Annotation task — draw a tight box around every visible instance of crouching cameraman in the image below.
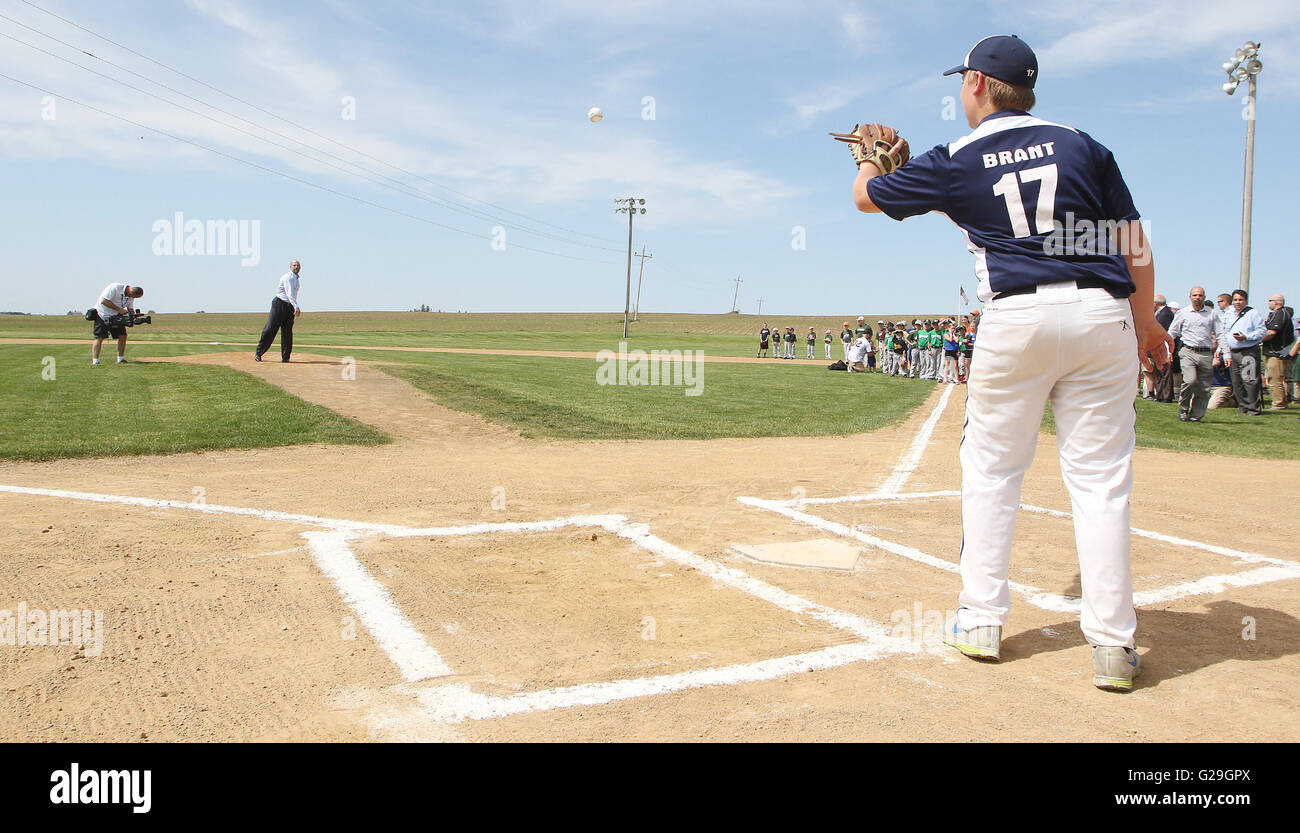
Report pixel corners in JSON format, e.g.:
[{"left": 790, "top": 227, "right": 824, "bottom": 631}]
[{"left": 91, "top": 283, "right": 144, "bottom": 365}]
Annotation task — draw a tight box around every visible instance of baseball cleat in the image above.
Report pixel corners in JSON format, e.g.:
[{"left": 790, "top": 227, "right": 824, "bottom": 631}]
[
  {"left": 943, "top": 621, "right": 1001, "bottom": 661},
  {"left": 1092, "top": 646, "right": 1141, "bottom": 692}
]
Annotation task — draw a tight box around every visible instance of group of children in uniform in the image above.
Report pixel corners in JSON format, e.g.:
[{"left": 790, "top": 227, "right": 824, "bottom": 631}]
[
  {"left": 758, "top": 325, "right": 838, "bottom": 360},
  {"left": 760, "top": 315, "right": 979, "bottom": 383}
]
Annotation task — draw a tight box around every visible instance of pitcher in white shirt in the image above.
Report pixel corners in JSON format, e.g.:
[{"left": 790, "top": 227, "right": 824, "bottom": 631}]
[{"left": 255, "top": 260, "right": 302, "bottom": 363}]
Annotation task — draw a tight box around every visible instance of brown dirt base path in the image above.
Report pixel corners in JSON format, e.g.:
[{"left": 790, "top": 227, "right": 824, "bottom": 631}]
[
  {"left": 0, "top": 337, "right": 836, "bottom": 365},
  {"left": 1, "top": 351, "right": 1297, "bottom": 742}
]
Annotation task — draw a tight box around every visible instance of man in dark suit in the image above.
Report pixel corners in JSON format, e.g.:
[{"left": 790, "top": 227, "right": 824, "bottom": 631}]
[{"left": 1146, "top": 295, "right": 1176, "bottom": 401}]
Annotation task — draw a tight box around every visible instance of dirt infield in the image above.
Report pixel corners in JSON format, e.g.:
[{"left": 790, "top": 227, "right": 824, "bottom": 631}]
[{"left": 2, "top": 351, "right": 1297, "bottom": 742}]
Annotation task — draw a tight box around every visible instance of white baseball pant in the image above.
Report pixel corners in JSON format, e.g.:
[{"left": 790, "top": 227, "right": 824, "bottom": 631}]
[{"left": 956, "top": 284, "right": 1139, "bottom": 648}]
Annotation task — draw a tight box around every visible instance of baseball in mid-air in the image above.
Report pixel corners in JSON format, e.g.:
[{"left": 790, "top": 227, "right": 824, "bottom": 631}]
[{"left": 588, "top": 106, "right": 603, "bottom": 123}]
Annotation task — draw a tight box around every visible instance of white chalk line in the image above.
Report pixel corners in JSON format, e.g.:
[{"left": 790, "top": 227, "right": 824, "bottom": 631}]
[
  {"left": 739, "top": 494, "right": 1300, "bottom": 611},
  {"left": 0, "top": 483, "right": 627, "bottom": 540},
  {"left": 737, "top": 496, "right": 1073, "bottom": 613},
  {"left": 757, "top": 384, "right": 955, "bottom": 510},
  {"left": 599, "top": 518, "right": 913, "bottom": 646},
  {"left": 399, "top": 641, "right": 904, "bottom": 724},
  {"left": 303, "top": 531, "right": 453, "bottom": 683},
  {"left": 2, "top": 481, "right": 917, "bottom": 721},
  {"left": 1017, "top": 503, "right": 1300, "bottom": 570},
  {"left": 1132, "top": 565, "right": 1300, "bottom": 606},
  {"left": 788, "top": 490, "right": 960, "bottom": 507},
  {"left": 873, "top": 383, "right": 955, "bottom": 497},
  {"left": 741, "top": 378, "right": 1300, "bottom": 607}
]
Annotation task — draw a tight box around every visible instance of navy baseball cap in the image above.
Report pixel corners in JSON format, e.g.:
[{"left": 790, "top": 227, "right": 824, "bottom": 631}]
[{"left": 943, "top": 35, "right": 1038, "bottom": 89}]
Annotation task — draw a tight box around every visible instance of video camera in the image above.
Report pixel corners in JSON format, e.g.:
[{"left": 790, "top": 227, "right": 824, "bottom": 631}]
[
  {"left": 85, "top": 309, "right": 152, "bottom": 327},
  {"left": 108, "top": 311, "right": 152, "bottom": 328}
]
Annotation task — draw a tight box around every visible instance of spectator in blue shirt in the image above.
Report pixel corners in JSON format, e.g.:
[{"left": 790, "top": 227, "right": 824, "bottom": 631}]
[{"left": 1220, "top": 289, "right": 1267, "bottom": 415}]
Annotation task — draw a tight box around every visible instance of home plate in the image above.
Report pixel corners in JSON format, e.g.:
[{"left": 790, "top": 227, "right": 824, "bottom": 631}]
[{"left": 732, "top": 539, "right": 863, "bottom": 571}]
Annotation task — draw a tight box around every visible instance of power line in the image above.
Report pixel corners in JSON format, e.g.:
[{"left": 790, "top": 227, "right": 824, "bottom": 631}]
[
  {"left": 14, "top": 0, "right": 624, "bottom": 246},
  {"left": 0, "top": 17, "right": 624, "bottom": 254},
  {"left": 0, "top": 71, "right": 618, "bottom": 265}
]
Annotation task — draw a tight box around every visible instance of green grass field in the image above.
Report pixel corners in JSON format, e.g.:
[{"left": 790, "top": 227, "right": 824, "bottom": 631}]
[
  {"left": 353, "top": 349, "right": 932, "bottom": 440},
  {"left": 2, "top": 312, "right": 1293, "bottom": 460},
  {"left": 1043, "top": 396, "right": 1298, "bottom": 461},
  {"left": 0, "top": 311, "right": 943, "bottom": 355},
  {"left": 0, "top": 344, "right": 388, "bottom": 461}
]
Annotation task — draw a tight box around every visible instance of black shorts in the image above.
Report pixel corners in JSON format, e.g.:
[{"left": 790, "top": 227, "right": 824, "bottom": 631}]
[
  {"left": 93, "top": 313, "right": 126, "bottom": 340},
  {"left": 944, "top": 349, "right": 959, "bottom": 359}
]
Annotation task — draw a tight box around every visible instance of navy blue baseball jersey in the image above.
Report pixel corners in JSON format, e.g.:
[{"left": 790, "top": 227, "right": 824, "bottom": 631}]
[{"left": 867, "top": 109, "right": 1139, "bottom": 302}]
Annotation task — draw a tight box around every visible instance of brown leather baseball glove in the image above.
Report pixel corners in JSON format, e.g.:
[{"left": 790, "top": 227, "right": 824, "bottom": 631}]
[{"left": 829, "top": 123, "right": 910, "bottom": 174}]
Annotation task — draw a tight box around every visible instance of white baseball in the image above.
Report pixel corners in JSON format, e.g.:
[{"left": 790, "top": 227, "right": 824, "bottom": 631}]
[{"left": 588, "top": 106, "right": 603, "bottom": 123}]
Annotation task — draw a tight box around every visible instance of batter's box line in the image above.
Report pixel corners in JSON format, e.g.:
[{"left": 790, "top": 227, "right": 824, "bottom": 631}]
[
  {"left": 388, "top": 641, "right": 903, "bottom": 725},
  {"left": 737, "top": 494, "right": 1300, "bottom": 612},
  {"left": 1, "top": 482, "right": 930, "bottom": 722}
]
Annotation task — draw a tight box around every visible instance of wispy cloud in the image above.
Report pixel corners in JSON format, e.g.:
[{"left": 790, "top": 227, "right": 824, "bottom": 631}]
[
  {"left": 1021, "top": 0, "right": 1300, "bottom": 94},
  {"left": 0, "top": 0, "right": 803, "bottom": 233}
]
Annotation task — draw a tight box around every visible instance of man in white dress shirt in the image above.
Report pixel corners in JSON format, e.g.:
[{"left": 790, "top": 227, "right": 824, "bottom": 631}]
[
  {"left": 255, "top": 260, "right": 302, "bottom": 363},
  {"left": 1167, "top": 286, "right": 1220, "bottom": 422}
]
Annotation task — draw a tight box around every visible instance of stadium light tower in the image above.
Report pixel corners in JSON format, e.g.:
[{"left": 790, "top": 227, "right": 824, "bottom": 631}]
[
  {"left": 1222, "top": 41, "right": 1262, "bottom": 294},
  {"left": 615, "top": 198, "right": 646, "bottom": 338}
]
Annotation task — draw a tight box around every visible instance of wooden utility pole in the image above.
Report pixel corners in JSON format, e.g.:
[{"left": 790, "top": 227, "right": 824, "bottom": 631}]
[
  {"left": 633, "top": 247, "right": 652, "bottom": 321},
  {"left": 614, "top": 198, "right": 646, "bottom": 338}
]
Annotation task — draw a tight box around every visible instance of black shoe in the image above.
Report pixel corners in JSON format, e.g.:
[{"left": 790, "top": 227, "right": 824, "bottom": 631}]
[
  {"left": 1189, "top": 416, "right": 1201, "bottom": 422},
  {"left": 281, "top": 358, "right": 290, "bottom": 363},
  {"left": 253, "top": 353, "right": 262, "bottom": 362},
  {"left": 1179, "top": 412, "right": 1189, "bottom": 422}
]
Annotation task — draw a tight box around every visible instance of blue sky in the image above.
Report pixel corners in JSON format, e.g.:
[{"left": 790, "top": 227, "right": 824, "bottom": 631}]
[{"left": 2, "top": 0, "right": 1298, "bottom": 316}]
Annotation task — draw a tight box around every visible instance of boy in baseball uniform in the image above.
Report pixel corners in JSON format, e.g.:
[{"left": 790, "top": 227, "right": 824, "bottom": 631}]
[
  {"left": 928, "top": 320, "right": 945, "bottom": 379},
  {"left": 849, "top": 35, "right": 1171, "bottom": 690}
]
